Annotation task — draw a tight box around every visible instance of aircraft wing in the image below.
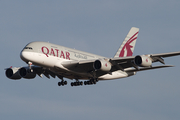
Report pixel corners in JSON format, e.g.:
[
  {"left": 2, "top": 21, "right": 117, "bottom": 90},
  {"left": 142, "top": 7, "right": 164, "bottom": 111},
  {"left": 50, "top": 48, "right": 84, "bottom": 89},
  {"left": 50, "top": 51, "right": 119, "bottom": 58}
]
[
  {"left": 150, "top": 51, "right": 180, "bottom": 58},
  {"left": 111, "top": 51, "right": 180, "bottom": 62},
  {"left": 110, "top": 51, "right": 180, "bottom": 66},
  {"left": 60, "top": 59, "right": 111, "bottom": 78},
  {"left": 60, "top": 51, "right": 180, "bottom": 74},
  {"left": 124, "top": 65, "right": 174, "bottom": 72}
]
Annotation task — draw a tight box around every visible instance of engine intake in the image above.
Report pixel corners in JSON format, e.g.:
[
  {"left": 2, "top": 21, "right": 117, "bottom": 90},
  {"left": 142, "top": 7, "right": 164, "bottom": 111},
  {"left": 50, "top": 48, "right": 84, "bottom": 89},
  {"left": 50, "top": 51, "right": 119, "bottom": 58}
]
[
  {"left": 19, "top": 67, "right": 36, "bottom": 79},
  {"left": 134, "top": 55, "right": 152, "bottom": 67},
  {"left": 94, "top": 60, "right": 111, "bottom": 72},
  {"left": 5, "top": 67, "right": 21, "bottom": 80}
]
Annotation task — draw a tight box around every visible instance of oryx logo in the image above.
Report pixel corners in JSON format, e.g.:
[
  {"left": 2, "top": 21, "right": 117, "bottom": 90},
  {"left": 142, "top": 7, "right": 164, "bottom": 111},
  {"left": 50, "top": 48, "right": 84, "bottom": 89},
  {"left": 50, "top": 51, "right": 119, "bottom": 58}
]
[{"left": 119, "top": 32, "right": 139, "bottom": 57}]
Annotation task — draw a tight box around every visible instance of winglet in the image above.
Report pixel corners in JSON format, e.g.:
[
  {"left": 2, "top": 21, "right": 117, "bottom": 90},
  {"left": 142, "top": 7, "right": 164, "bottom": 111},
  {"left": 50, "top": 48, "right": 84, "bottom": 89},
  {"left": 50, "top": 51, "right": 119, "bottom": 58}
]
[{"left": 114, "top": 27, "right": 139, "bottom": 58}]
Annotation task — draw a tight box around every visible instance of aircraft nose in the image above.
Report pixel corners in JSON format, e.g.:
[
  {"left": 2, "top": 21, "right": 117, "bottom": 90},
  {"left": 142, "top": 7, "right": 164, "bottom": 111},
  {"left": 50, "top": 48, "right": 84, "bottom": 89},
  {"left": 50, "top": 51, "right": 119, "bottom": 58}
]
[{"left": 20, "top": 50, "right": 28, "bottom": 62}]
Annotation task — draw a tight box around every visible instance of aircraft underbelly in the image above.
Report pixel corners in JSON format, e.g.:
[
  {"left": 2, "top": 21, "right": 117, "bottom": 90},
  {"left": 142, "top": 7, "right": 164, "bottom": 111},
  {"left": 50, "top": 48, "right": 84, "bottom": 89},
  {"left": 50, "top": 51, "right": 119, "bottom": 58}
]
[{"left": 98, "top": 70, "right": 135, "bottom": 80}]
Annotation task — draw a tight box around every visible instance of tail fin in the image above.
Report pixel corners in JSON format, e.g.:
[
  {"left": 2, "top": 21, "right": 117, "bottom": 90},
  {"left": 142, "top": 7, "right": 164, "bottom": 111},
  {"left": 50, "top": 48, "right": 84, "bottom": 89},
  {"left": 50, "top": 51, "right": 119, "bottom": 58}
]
[{"left": 114, "top": 27, "right": 139, "bottom": 58}]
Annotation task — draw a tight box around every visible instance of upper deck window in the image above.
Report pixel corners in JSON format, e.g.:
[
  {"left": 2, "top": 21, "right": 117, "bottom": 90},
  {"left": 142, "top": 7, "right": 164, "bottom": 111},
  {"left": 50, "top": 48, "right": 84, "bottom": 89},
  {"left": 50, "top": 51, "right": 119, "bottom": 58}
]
[{"left": 24, "top": 47, "right": 33, "bottom": 50}]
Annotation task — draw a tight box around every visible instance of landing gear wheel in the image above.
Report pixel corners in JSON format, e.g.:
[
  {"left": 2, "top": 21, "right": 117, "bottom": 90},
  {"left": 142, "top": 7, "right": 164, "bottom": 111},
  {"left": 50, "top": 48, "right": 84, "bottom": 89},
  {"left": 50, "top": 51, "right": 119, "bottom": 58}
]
[
  {"left": 61, "top": 82, "right": 64, "bottom": 86},
  {"left": 83, "top": 78, "right": 98, "bottom": 86},
  {"left": 71, "top": 81, "right": 83, "bottom": 87},
  {"left": 84, "top": 81, "right": 87, "bottom": 85},
  {"left": 58, "top": 81, "right": 67, "bottom": 86},
  {"left": 93, "top": 81, "right": 96, "bottom": 84},
  {"left": 58, "top": 82, "right": 61, "bottom": 86},
  {"left": 80, "top": 81, "right": 83, "bottom": 85},
  {"left": 64, "top": 81, "right": 67, "bottom": 85}
]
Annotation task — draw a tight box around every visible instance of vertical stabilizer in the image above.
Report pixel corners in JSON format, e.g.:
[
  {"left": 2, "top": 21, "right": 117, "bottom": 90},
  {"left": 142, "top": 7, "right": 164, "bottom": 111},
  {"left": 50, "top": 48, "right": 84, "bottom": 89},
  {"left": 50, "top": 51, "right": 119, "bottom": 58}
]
[{"left": 114, "top": 27, "right": 139, "bottom": 58}]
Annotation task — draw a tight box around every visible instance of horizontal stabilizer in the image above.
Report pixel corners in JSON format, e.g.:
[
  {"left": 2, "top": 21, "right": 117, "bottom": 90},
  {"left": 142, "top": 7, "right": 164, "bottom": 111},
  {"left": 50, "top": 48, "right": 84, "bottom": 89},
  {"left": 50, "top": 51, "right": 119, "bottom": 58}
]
[{"left": 124, "top": 65, "right": 174, "bottom": 72}]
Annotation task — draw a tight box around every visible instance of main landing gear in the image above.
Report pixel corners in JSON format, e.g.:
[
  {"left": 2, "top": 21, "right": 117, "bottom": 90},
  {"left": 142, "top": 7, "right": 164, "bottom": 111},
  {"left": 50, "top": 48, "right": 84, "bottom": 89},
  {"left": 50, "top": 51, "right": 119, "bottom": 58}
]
[
  {"left": 84, "top": 78, "right": 98, "bottom": 85},
  {"left": 70, "top": 78, "right": 98, "bottom": 87},
  {"left": 71, "top": 81, "right": 83, "bottom": 86},
  {"left": 57, "top": 76, "right": 67, "bottom": 86},
  {"left": 58, "top": 81, "right": 67, "bottom": 86},
  {"left": 84, "top": 80, "right": 95, "bottom": 85},
  {"left": 57, "top": 78, "right": 98, "bottom": 87}
]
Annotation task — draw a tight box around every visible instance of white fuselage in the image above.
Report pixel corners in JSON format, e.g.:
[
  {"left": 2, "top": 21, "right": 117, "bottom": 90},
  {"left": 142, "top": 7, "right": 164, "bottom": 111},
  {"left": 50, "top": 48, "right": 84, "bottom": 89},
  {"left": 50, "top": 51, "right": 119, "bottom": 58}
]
[{"left": 20, "top": 42, "right": 135, "bottom": 80}]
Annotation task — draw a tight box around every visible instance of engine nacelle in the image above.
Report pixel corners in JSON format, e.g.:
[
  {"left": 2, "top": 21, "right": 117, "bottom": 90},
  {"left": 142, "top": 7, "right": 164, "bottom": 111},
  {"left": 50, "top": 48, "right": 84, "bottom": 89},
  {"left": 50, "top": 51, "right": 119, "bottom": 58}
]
[
  {"left": 93, "top": 59, "right": 112, "bottom": 72},
  {"left": 19, "top": 67, "right": 36, "bottom": 79},
  {"left": 134, "top": 55, "right": 152, "bottom": 67},
  {"left": 5, "top": 67, "right": 21, "bottom": 80}
]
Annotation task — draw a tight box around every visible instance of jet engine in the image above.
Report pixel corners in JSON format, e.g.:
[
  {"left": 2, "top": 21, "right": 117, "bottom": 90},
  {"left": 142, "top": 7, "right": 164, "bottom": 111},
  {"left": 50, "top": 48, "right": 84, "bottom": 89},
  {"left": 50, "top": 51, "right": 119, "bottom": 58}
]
[
  {"left": 5, "top": 67, "right": 21, "bottom": 80},
  {"left": 134, "top": 55, "right": 152, "bottom": 67},
  {"left": 93, "top": 59, "right": 112, "bottom": 72},
  {"left": 19, "top": 67, "right": 36, "bottom": 79}
]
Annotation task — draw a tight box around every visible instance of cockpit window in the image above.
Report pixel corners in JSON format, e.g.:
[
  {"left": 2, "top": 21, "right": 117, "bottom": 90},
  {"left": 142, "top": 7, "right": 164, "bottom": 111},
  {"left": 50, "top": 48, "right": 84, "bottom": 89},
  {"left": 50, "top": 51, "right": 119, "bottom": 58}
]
[{"left": 24, "top": 47, "right": 33, "bottom": 50}]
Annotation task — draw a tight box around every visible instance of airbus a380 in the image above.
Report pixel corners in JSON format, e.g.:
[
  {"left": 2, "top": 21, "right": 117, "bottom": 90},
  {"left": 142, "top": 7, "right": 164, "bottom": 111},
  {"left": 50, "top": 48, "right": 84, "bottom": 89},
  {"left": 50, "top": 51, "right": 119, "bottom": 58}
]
[{"left": 5, "top": 27, "right": 180, "bottom": 86}]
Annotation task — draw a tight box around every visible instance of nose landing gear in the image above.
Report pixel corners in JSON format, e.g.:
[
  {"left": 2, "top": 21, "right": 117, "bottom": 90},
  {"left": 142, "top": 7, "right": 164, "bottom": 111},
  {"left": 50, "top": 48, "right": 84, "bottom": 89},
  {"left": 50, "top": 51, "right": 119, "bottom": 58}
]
[{"left": 27, "top": 61, "right": 33, "bottom": 72}]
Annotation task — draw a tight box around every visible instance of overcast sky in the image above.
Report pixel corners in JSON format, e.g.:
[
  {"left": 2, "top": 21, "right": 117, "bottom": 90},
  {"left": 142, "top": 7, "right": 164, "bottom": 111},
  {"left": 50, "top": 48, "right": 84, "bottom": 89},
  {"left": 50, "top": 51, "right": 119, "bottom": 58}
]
[{"left": 1, "top": 1, "right": 180, "bottom": 120}]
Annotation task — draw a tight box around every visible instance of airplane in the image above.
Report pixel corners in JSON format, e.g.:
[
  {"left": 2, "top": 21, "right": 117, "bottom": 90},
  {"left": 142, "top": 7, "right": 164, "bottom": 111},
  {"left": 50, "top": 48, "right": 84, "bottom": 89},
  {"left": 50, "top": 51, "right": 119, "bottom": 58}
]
[{"left": 5, "top": 27, "right": 180, "bottom": 87}]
